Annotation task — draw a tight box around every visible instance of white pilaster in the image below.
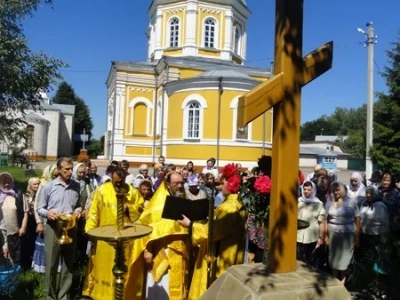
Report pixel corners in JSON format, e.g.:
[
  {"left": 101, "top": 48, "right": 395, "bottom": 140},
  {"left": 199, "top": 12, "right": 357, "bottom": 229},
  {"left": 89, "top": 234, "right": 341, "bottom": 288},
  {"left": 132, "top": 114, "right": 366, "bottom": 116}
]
[
  {"left": 155, "top": 9, "right": 163, "bottom": 49},
  {"left": 224, "top": 11, "right": 233, "bottom": 51},
  {"left": 115, "top": 85, "right": 125, "bottom": 138},
  {"left": 185, "top": 2, "right": 197, "bottom": 46},
  {"left": 242, "top": 26, "right": 247, "bottom": 60},
  {"left": 107, "top": 93, "right": 114, "bottom": 132},
  {"left": 162, "top": 91, "right": 169, "bottom": 157}
]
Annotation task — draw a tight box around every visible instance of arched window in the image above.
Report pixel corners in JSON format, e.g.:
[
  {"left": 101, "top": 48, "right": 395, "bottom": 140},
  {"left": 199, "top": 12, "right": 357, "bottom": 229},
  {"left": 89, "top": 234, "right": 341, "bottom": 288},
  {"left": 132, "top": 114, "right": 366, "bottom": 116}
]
[
  {"left": 182, "top": 95, "right": 208, "bottom": 140},
  {"left": 26, "top": 125, "right": 34, "bottom": 148},
  {"left": 204, "top": 18, "right": 216, "bottom": 48},
  {"left": 230, "top": 97, "right": 251, "bottom": 141},
  {"left": 169, "top": 17, "right": 180, "bottom": 47},
  {"left": 128, "top": 97, "right": 154, "bottom": 136},
  {"left": 187, "top": 102, "right": 200, "bottom": 138},
  {"left": 234, "top": 26, "right": 241, "bottom": 54}
]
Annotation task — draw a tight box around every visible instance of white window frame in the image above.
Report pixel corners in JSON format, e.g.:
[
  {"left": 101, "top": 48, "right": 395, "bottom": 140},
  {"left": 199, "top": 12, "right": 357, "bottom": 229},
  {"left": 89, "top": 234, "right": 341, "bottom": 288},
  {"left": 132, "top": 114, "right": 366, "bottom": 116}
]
[
  {"left": 323, "top": 157, "right": 337, "bottom": 164},
  {"left": 234, "top": 26, "right": 241, "bottom": 55},
  {"left": 156, "top": 101, "right": 162, "bottom": 136},
  {"left": 203, "top": 17, "right": 218, "bottom": 48},
  {"left": 128, "top": 97, "right": 154, "bottom": 136},
  {"left": 230, "top": 96, "right": 252, "bottom": 141},
  {"left": 182, "top": 94, "right": 208, "bottom": 140},
  {"left": 168, "top": 17, "right": 180, "bottom": 48}
]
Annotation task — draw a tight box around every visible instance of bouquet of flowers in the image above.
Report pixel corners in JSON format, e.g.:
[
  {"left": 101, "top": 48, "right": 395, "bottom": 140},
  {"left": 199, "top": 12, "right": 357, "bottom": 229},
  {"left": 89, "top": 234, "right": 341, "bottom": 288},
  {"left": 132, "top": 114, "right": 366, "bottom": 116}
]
[{"left": 240, "top": 155, "right": 272, "bottom": 250}]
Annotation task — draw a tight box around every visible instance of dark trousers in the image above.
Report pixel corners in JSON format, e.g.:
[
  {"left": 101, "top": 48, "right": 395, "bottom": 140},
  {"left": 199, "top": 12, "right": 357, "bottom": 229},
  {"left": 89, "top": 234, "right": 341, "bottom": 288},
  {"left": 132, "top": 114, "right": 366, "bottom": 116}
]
[
  {"left": 20, "top": 215, "right": 37, "bottom": 269},
  {"left": 44, "top": 222, "right": 77, "bottom": 300},
  {"left": 7, "top": 234, "right": 21, "bottom": 263},
  {"left": 248, "top": 241, "right": 264, "bottom": 263},
  {"left": 76, "top": 218, "right": 88, "bottom": 264}
]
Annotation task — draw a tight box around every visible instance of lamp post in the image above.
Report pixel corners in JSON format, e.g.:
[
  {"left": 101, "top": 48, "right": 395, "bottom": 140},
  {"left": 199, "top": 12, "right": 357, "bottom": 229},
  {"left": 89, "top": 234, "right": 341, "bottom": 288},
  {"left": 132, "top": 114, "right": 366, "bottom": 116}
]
[{"left": 357, "top": 22, "right": 377, "bottom": 177}]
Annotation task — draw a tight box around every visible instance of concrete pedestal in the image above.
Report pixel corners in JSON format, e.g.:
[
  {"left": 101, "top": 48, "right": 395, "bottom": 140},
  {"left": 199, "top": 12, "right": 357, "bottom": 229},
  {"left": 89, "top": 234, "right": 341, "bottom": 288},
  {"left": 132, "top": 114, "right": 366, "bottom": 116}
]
[{"left": 200, "top": 262, "right": 351, "bottom": 300}]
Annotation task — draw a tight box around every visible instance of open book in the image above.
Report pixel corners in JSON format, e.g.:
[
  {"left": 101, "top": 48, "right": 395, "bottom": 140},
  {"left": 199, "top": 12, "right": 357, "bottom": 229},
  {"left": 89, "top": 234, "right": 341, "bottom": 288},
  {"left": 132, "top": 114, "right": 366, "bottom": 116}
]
[{"left": 161, "top": 196, "right": 209, "bottom": 221}]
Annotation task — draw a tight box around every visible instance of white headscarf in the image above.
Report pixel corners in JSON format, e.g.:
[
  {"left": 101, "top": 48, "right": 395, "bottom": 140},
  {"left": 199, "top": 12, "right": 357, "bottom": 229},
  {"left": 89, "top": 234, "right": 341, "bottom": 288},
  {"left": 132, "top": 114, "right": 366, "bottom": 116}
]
[
  {"left": 72, "top": 163, "right": 85, "bottom": 181},
  {"left": 133, "top": 175, "right": 144, "bottom": 188},
  {"left": 299, "top": 181, "right": 321, "bottom": 203},
  {"left": 347, "top": 171, "right": 366, "bottom": 198}
]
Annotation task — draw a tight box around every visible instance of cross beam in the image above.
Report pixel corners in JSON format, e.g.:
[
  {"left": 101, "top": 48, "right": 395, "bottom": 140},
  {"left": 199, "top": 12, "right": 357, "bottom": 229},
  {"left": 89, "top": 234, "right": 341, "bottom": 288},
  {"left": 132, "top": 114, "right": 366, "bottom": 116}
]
[{"left": 237, "top": 0, "right": 333, "bottom": 273}]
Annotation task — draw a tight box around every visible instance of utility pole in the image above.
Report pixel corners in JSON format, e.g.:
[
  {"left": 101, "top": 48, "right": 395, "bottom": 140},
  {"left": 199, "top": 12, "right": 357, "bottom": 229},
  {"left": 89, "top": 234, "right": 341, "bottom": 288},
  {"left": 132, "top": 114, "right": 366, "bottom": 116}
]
[{"left": 358, "top": 22, "right": 377, "bottom": 178}]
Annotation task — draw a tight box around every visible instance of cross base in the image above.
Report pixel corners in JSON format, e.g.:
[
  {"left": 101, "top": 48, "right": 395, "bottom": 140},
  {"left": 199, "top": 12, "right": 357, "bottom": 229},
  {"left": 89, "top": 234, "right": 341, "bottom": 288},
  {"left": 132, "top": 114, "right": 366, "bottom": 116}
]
[{"left": 200, "top": 262, "right": 351, "bottom": 300}]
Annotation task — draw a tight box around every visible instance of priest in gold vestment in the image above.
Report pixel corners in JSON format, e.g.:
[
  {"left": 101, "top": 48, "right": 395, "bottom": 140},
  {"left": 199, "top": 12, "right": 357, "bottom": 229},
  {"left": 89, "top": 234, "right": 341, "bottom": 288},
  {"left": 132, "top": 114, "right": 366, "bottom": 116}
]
[
  {"left": 82, "top": 167, "right": 144, "bottom": 300},
  {"left": 178, "top": 164, "right": 247, "bottom": 300},
  {"left": 126, "top": 172, "right": 190, "bottom": 300}
]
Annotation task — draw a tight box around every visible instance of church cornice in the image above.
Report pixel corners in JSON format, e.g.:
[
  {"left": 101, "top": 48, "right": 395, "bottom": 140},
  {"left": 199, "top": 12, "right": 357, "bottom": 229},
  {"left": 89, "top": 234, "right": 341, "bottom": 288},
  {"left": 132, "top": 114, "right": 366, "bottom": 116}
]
[
  {"left": 148, "top": 0, "right": 250, "bottom": 19},
  {"left": 127, "top": 86, "right": 155, "bottom": 93},
  {"left": 164, "top": 7, "right": 185, "bottom": 14},
  {"left": 199, "top": 7, "right": 223, "bottom": 15},
  {"left": 164, "top": 76, "right": 259, "bottom": 96},
  {"left": 26, "top": 118, "right": 49, "bottom": 126}
]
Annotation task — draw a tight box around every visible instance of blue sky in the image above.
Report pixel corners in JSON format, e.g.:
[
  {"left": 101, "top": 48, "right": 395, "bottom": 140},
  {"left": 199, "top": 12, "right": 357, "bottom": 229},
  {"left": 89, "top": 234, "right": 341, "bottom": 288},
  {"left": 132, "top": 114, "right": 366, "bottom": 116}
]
[{"left": 24, "top": 0, "right": 398, "bottom": 138}]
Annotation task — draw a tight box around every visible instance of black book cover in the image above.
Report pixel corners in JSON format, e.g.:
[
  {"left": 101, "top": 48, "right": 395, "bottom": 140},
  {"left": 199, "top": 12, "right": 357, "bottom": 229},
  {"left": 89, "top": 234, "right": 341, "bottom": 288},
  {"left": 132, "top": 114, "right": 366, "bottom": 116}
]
[{"left": 162, "top": 196, "right": 209, "bottom": 221}]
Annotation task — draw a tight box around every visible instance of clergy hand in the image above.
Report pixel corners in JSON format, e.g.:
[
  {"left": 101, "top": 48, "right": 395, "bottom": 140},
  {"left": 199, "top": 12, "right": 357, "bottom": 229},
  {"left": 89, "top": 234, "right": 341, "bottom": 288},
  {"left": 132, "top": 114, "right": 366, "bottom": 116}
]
[
  {"left": 177, "top": 214, "right": 191, "bottom": 227},
  {"left": 144, "top": 251, "right": 153, "bottom": 270}
]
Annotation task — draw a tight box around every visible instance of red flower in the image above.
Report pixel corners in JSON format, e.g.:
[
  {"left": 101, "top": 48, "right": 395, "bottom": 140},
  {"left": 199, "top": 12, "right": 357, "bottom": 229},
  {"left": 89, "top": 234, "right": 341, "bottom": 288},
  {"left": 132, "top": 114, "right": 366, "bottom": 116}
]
[
  {"left": 227, "top": 175, "right": 241, "bottom": 194},
  {"left": 221, "top": 163, "right": 238, "bottom": 180},
  {"left": 254, "top": 175, "right": 271, "bottom": 194}
]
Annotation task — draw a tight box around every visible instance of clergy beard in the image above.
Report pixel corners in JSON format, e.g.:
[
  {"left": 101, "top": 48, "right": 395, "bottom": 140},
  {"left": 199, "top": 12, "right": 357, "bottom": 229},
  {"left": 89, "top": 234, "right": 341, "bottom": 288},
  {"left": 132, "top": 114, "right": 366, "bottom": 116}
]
[{"left": 171, "top": 190, "right": 185, "bottom": 198}]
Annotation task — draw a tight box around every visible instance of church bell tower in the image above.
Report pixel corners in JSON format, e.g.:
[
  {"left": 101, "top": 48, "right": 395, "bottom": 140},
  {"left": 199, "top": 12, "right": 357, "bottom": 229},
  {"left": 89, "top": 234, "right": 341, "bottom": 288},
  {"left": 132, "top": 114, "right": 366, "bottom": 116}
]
[{"left": 146, "top": 0, "right": 250, "bottom": 64}]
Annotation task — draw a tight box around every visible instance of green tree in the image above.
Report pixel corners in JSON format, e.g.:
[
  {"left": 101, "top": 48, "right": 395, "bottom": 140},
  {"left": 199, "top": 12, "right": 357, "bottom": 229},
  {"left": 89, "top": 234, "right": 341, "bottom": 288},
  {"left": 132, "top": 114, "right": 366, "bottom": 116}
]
[
  {"left": 87, "top": 139, "right": 102, "bottom": 157},
  {"left": 99, "top": 135, "right": 105, "bottom": 152},
  {"left": 371, "top": 32, "right": 400, "bottom": 171},
  {"left": 0, "top": 0, "right": 65, "bottom": 142},
  {"left": 300, "top": 116, "right": 337, "bottom": 141},
  {"left": 52, "top": 82, "right": 93, "bottom": 154}
]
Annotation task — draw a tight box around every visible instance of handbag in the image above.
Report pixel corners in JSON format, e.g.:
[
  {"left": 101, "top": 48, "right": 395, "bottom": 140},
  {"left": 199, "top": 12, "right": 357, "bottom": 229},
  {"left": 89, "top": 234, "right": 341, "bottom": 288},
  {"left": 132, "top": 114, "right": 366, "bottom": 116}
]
[{"left": 345, "top": 250, "right": 357, "bottom": 285}]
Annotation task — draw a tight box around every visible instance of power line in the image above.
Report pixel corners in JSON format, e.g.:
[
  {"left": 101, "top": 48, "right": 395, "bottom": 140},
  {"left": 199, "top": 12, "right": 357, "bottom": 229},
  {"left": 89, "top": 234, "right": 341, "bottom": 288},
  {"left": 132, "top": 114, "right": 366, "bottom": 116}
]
[{"left": 374, "top": 59, "right": 382, "bottom": 74}]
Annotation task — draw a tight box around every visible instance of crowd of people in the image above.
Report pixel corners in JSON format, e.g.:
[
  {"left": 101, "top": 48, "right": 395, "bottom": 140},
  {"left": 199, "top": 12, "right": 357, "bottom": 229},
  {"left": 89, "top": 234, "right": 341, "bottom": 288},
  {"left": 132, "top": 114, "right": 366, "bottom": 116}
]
[
  {"left": 297, "top": 164, "right": 400, "bottom": 290},
  {"left": 0, "top": 156, "right": 399, "bottom": 299}
]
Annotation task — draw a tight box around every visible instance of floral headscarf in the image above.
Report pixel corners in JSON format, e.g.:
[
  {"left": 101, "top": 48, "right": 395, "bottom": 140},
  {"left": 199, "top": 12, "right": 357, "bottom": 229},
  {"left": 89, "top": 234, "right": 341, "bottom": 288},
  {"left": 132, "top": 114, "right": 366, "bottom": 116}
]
[{"left": 0, "top": 172, "right": 16, "bottom": 204}]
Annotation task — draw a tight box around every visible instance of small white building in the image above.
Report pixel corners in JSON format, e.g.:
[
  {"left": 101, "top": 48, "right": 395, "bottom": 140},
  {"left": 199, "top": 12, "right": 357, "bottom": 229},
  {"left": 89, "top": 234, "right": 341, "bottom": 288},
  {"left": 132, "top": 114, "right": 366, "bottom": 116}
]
[
  {"left": 299, "top": 141, "right": 350, "bottom": 170},
  {"left": 0, "top": 92, "right": 75, "bottom": 160}
]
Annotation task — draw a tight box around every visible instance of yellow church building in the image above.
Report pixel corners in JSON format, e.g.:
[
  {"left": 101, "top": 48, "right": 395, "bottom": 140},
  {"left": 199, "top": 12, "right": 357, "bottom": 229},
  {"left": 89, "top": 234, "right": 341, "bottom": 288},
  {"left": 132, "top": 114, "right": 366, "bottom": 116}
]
[{"left": 104, "top": 0, "right": 273, "bottom": 167}]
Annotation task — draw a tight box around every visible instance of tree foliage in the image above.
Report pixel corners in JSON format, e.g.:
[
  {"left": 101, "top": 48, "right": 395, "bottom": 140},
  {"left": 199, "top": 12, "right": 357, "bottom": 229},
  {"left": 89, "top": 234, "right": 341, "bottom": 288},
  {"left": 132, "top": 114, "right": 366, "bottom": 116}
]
[
  {"left": 370, "top": 31, "right": 400, "bottom": 171},
  {"left": 52, "top": 82, "right": 93, "bottom": 135},
  {"left": 87, "top": 138, "right": 103, "bottom": 157},
  {"left": 301, "top": 106, "right": 367, "bottom": 156},
  {"left": 0, "top": 0, "right": 66, "bottom": 142},
  {"left": 52, "top": 82, "right": 93, "bottom": 154}
]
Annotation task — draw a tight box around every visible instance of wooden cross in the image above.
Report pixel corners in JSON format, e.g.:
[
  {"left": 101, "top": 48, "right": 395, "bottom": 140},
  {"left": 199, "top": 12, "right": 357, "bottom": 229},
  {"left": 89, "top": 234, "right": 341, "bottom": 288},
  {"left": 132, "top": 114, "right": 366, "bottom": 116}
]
[{"left": 237, "top": 0, "right": 333, "bottom": 273}]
